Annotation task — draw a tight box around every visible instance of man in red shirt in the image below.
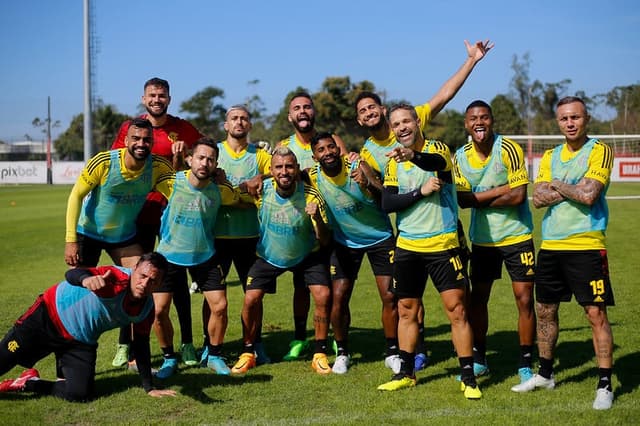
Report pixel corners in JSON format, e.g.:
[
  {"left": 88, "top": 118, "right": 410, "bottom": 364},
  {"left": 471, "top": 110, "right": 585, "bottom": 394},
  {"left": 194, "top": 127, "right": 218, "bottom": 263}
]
[{"left": 110, "top": 78, "right": 204, "bottom": 368}]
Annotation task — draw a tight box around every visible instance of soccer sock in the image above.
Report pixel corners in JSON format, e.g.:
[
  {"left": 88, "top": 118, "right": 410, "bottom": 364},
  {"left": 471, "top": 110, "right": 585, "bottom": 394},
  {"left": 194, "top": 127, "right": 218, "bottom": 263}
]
[
  {"left": 459, "top": 356, "right": 477, "bottom": 386},
  {"left": 294, "top": 316, "right": 307, "bottom": 341},
  {"left": 538, "top": 357, "right": 554, "bottom": 379},
  {"left": 241, "top": 343, "right": 253, "bottom": 354},
  {"left": 206, "top": 344, "right": 223, "bottom": 357},
  {"left": 597, "top": 368, "right": 613, "bottom": 391},
  {"left": 399, "top": 350, "right": 415, "bottom": 376},
  {"left": 335, "top": 339, "right": 348, "bottom": 356},
  {"left": 519, "top": 345, "right": 534, "bottom": 368},
  {"left": 314, "top": 339, "right": 328, "bottom": 354},
  {"left": 385, "top": 338, "right": 399, "bottom": 356},
  {"left": 161, "top": 346, "right": 176, "bottom": 359},
  {"left": 473, "top": 343, "right": 487, "bottom": 365},
  {"left": 416, "top": 326, "right": 426, "bottom": 354}
]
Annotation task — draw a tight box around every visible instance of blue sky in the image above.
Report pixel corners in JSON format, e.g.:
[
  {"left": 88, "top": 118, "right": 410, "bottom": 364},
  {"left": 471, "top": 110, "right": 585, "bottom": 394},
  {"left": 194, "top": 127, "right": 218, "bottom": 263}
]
[{"left": 1, "top": 0, "right": 638, "bottom": 142}]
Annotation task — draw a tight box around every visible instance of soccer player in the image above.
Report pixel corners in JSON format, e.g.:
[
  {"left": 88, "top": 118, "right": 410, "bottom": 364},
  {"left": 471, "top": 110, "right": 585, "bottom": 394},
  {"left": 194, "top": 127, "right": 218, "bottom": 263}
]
[
  {"left": 307, "top": 132, "right": 396, "bottom": 374},
  {"left": 110, "top": 77, "right": 204, "bottom": 368},
  {"left": 511, "top": 97, "right": 615, "bottom": 410},
  {"left": 0, "top": 253, "right": 177, "bottom": 402},
  {"left": 453, "top": 100, "right": 536, "bottom": 383},
  {"left": 354, "top": 39, "right": 492, "bottom": 371},
  {"left": 152, "top": 138, "right": 247, "bottom": 378},
  {"left": 64, "top": 117, "right": 174, "bottom": 271},
  {"left": 376, "top": 104, "right": 480, "bottom": 400},
  {"left": 230, "top": 147, "right": 333, "bottom": 375},
  {"left": 209, "top": 105, "right": 272, "bottom": 365},
  {"left": 277, "top": 92, "right": 347, "bottom": 361}
]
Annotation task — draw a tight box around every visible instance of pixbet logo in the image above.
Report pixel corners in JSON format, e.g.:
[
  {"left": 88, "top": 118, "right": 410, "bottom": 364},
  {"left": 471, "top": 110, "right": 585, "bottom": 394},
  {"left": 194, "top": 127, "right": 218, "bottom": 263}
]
[{"left": 0, "top": 164, "right": 39, "bottom": 180}]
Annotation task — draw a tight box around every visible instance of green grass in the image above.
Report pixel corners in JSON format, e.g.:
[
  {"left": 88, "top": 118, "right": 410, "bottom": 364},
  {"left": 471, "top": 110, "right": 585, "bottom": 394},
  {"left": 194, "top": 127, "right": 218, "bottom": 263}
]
[{"left": 0, "top": 184, "right": 639, "bottom": 425}]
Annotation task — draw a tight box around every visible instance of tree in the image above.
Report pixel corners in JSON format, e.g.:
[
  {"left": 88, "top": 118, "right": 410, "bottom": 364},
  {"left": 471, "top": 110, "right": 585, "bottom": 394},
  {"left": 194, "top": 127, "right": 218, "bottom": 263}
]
[
  {"left": 491, "top": 94, "right": 525, "bottom": 134},
  {"left": 179, "top": 86, "right": 226, "bottom": 139},
  {"left": 54, "top": 102, "right": 128, "bottom": 160},
  {"left": 603, "top": 84, "right": 640, "bottom": 133},
  {"left": 427, "top": 109, "right": 466, "bottom": 150}
]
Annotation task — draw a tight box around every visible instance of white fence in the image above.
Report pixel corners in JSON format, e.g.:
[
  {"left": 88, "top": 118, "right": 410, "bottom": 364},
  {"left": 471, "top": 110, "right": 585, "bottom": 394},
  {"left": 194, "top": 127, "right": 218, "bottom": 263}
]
[{"left": 1, "top": 157, "right": 640, "bottom": 184}]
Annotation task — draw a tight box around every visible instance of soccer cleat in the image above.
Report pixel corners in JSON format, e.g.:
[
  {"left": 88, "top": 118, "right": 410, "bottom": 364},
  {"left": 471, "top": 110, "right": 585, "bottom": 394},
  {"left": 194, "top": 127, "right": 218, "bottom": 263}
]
[
  {"left": 311, "top": 353, "right": 332, "bottom": 375},
  {"left": 112, "top": 344, "right": 130, "bottom": 367},
  {"left": 0, "top": 368, "right": 39, "bottom": 392},
  {"left": 592, "top": 388, "right": 614, "bottom": 410},
  {"left": 180, "top": 343, "right": 198, "bottom": 366},
  {"left": 414, "top": 353, "right": 429, "bottom": 372},
  {"left": 518, "top": 367, "right": 534, "bottom": 384},
  {"left": 155, "top": 358, "right": 178, "bottom": 379},
  {"left": 283, "top": 339, "right": 310, "bottom": 361},
  {"left": 332, "top": 354, "right": 350, "bottom": 374},
  {"left": 511, "top": 373, "right": 555, "bottom": 392},
  {"left": 207, "top": 355, "right": 231, "bottom": 375},
  {"left": 384, "top": 354, "right": 402, "bottom": 374},
  {"left": 377, "top": 373, "right": 416, "bottom": 391},
  {"left": 254, "top": 341, "right": 271, "bottom": 365},
  {"left": 231, "top": 352, "right": 256, "bottom": 375},
  {"left": 460, "top": 381, "right": 483, "bottom": 399},
  {"left": 199, "top": 346, "right": 209, "bottom": 367}
]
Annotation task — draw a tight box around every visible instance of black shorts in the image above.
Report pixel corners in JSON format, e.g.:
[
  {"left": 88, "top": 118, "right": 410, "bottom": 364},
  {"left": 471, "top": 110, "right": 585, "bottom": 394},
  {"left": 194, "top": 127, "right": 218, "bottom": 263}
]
[
  {"left": 535, "top": 249, "right": 615, "bottom": 306},
  {"left": 330, "top": 237, "right": 395, "bottom": 282},
  {"left": 470, "top": 239, "right": 535, "bottom": 283},
  {"left": 77, "top": 233, "right": 139, "bottom": 267},
  {"left": 246, "top": 251, "right": 330, "bottom": 294},
  {"left": 0, "top": 296, "right": 98, "bottom": 398},
  {"left": 391, "top": 247, "right": 469, "bottom": 299},
  {"left": 215, "top": 238, "right": 258, "bottom": 288},
  {"left": 155, "top": 255, "right": 226, "bottom": 293}
]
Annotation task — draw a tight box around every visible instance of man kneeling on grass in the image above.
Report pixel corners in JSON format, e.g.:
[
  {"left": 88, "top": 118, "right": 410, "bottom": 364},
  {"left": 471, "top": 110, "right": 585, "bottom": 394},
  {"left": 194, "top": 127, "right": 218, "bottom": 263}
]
[{"left": 0, "top": 253, "right": 177, "bottom": 401}]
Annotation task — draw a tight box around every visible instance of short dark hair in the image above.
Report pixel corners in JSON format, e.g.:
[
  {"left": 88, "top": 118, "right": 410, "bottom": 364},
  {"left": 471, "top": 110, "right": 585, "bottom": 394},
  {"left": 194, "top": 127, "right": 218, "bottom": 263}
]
[
  {"left": 388, "top": 103, "right": 417, "bottom": 120},
  {"left": 289, "top": 91, "right": 313, "bottom": 106},
  {"left": 465, "top": 100, "right": 493, "bottom": 116},
  {"left": 129, "top": 117, "right": 153, "bottom": 133},
  {"left": 144, "top": 77, "right": 170, "bottom": 92},
  {"left": 355, "top": 91, "right": 383, "bottom": 113},
  {"left": 137, "top": 252, "right": 168, "bottom": 273},
  {"left": 192, "top": 137, "right": 219, "bottom": 157},
  {"left": 556, "top": 96, "right": 587, "bottom": 112},
  {"left": 310, "top": 131, "right": 335, "bottom": 150}
]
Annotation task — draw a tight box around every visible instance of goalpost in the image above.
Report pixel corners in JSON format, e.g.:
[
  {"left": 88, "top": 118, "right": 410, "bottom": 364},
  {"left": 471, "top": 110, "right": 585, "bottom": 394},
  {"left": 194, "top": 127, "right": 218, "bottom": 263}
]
[{"left": 504, "top": 134, "right": 640, "bottom": 182}]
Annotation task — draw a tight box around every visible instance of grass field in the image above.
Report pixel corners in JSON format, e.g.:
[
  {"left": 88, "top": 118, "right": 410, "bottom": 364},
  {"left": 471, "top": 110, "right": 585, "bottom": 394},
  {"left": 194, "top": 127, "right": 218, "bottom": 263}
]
[{"left": 0, "top": 184, "right": 639, "bottom": 425}]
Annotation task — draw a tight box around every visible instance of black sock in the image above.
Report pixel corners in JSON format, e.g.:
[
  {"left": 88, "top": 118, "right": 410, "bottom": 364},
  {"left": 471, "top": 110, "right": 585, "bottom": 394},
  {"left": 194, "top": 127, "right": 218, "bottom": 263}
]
[
  {"left": 314, "top": 339, "right": 328, "bottom": 354},
  {"left": 335, "top": 339, "right": 348, "bottom": 356},
  {"left": 597, "top": 368, "right": 613, "bottom": 391},
  {"left": 399, "top": 350, "right": 415, "bottom": 376},
  {"left": 161, "top": 346, "right": 176, "bottom": 359},
  {"left": 473, "top": 343, "right": 487, "bottom": 365},
  {"left": 538, "top": 357, "right": 554, "bottom": 379},
  {"left": 416, "top": 326, "right": 425, "bottom": 353},
  {"left": 208, "top": 344, "right": 223, "bottom": 357},
  {"left": 385, "top": 338, "right": 399, "bottom": 356},
  {"left": 519, "top": 345, "right": 534, "bottom": 368},
  {"left": 459, "top": 356, "right": 476, "bottom": 386},
  {"left": 294, "top": 316, "right": 307, "bottom": 341}
]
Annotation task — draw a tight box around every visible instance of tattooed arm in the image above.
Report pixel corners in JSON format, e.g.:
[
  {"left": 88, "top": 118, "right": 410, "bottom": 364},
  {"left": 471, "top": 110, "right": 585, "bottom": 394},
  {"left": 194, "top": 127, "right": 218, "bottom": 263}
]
[
  {"left": 550, "top": 177, "right": 604, "bottom": 206},
  {"left": 532, "top": 182, "right": 564, "bottom": 208}
]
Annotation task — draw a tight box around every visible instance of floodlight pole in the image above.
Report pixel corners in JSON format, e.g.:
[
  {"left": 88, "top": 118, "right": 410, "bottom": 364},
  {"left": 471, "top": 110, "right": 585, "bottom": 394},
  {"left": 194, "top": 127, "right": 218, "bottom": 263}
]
[
  {"left": 46, "top": 96, "right": 52, "bottom": 184},
  {"left": 83, "top": 0, "right": 93, "bottom": 161}
]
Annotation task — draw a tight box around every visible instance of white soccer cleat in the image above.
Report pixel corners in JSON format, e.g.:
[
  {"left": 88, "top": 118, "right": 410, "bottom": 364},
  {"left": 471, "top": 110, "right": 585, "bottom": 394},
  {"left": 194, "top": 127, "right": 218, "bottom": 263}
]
[
  {"left": 384, "top": 354, "right": 402, "bottom": 374},
  {"left": 511, "top": 373, "right": 555, "bottom": 392},
  {"left": 332, "top": 355, "right": 350, "bottom": 374},
  {"left": 592, "top": 388, "right": 614, "bottom": 410}
]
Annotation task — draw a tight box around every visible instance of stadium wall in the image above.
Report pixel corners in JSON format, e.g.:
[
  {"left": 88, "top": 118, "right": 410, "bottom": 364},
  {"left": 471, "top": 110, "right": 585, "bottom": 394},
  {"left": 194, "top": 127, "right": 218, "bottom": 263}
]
[{"left": 1, "top": 158, "right": 640, "bottom": 184}]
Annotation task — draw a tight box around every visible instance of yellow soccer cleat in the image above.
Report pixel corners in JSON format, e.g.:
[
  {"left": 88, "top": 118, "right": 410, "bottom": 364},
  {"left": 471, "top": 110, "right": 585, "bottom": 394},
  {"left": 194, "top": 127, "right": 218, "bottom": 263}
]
[
  {"left": 377, "top": 374, "right": 417, "bottom": 391},
  {"left": 231, "top": 352, "right": 256, "bottom": 375},
  {"left": 311, "top": 353, "right": 331, "bottom": 375},
  {"left": 460, "top": 381, "right": 483, "bottom": 399}
]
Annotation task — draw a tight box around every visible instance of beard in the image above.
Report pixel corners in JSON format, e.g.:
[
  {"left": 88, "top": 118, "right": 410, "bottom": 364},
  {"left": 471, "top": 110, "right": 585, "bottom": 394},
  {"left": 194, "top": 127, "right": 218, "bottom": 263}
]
[
  {"left": 128, "top": 145, "right": 150, "bottom": 160},
  {"left": 292, "top": 115, "right": 315, "bottom": 134},
  {"left": 145, "top": 104, "right": 168, "bottom": 118}
]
